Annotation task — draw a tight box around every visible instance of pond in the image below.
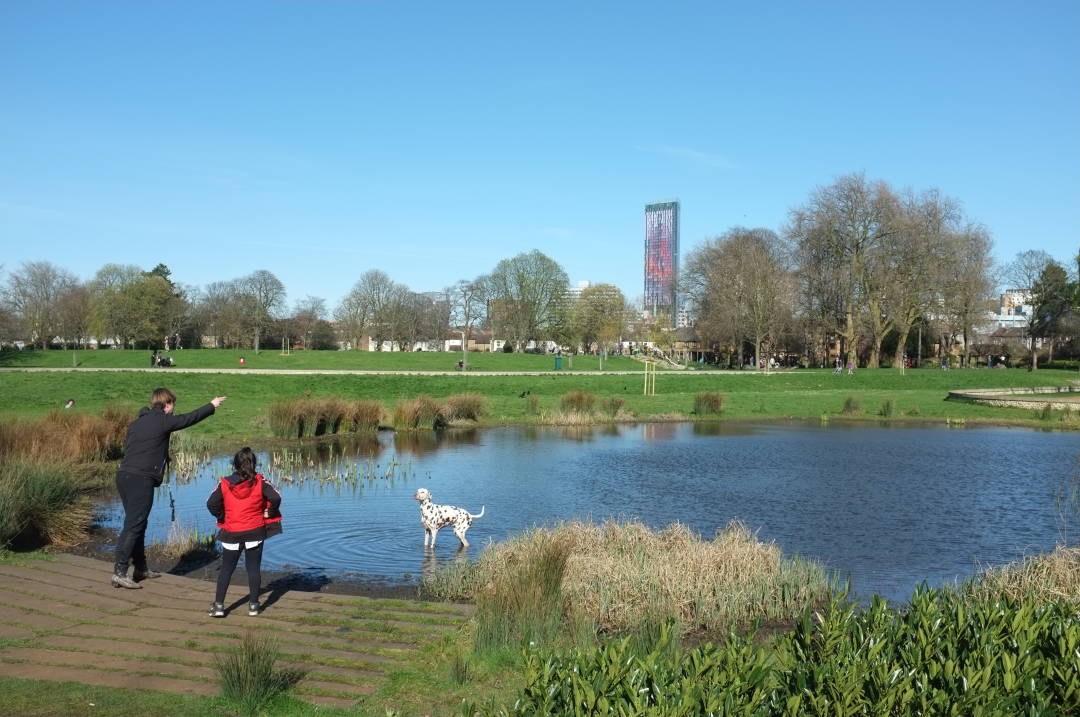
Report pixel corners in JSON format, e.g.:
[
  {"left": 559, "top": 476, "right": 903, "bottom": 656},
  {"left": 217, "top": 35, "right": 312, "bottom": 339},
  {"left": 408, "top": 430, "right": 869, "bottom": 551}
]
[{"left": 98, "top": 421, "right": 1080, "bottom": 604}]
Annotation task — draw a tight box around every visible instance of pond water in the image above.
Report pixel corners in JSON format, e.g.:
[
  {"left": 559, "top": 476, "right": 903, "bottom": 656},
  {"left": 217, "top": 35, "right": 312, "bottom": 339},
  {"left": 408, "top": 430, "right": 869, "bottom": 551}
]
[{"left": 99, "top": 421, "right": 1080, "bottom": 603}]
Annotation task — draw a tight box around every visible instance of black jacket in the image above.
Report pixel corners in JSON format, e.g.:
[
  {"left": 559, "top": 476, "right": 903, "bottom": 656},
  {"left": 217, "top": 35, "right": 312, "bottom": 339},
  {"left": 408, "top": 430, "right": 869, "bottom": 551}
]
[
  {"left": 207, "top": 472, "right": 283, "bottom": 542},
  {"left": 118, "top": 403, "right": 215, "bottom": 484}
]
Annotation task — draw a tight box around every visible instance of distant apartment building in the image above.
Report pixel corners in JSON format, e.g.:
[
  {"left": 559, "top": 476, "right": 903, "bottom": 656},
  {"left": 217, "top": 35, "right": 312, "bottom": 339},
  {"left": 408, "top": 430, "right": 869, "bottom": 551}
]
[
  {"left": 644, "top": 201, "right": 679, "bottom": 318},
  {"left": 990, "top": 289, "right": 1032, "bottom": 329}
]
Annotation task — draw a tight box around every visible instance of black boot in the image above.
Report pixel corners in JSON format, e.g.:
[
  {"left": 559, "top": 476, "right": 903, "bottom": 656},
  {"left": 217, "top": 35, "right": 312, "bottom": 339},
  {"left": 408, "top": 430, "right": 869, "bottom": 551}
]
[
  {"left": 133, "top": 567, "right": 162, "bottom": 581},
  {"left": 111, "top": 565, "right": 141, "bottom": 590}
]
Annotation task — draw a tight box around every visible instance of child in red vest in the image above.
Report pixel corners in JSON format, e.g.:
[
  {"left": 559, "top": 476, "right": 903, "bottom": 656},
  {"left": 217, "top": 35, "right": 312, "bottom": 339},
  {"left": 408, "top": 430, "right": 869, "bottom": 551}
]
[{"left": 206, "top": 447, "right": 282, "bottom": 617}]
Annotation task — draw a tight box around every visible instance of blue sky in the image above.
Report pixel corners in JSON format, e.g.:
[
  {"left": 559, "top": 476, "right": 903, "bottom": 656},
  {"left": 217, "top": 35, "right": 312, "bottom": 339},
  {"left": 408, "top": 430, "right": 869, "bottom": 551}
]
[{"left": 2, "top": 1, "right": 1078, "bottom": 309}]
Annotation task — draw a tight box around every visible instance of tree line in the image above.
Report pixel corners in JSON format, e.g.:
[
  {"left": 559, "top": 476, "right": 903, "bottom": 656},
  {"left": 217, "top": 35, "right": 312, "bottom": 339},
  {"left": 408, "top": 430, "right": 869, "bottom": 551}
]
[{"left": 4, "top": 172, "right": 1076, "bottom": 365}]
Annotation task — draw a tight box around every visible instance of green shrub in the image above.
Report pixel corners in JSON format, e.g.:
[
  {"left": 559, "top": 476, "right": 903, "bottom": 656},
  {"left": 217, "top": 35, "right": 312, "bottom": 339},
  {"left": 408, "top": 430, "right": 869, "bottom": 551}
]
[
  {"left": 443, "top": 393, "right": 489, "bottom": 421},
  {"left": 692, "top": 392, "right": 725, "bottom": 415},
  {"left": 841, "top": 395, "right": 861, "bottom": 415},
  {"left": 215, "top": 631, "right": 304, "bottom": 715},
  {"left": 878, "top": 398, "right": 896, "bottom": 417},
  {"left": 560, "top": 391, "right": 596, "bottom": 413},
  {"left": 472, "top": 588, "right": 1080, "bottom": 716},
  {"left": 598, "top": 396, "right": 625, "bottom": 418},
  {"left": 1038, "top": 403, "right": 1054, "bottom": 420}
]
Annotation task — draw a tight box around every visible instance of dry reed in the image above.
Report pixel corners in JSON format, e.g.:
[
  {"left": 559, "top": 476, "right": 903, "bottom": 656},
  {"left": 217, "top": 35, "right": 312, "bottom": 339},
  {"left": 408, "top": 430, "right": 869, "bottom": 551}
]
[
  {"left": 968, "top": 546, "right": 1080, "bottom": 603},
  {"left": 393, "top": 395, "right": 447, "bottom": 429},
  {"left": 426, "top": 519, "right": 831, "bottom": 636},
  {"left": 443, "top": 393, "right": 490, "bottom": 422},
  {"left": 0, "top": 410, "right": 129, "bottom": 464},
  {"left": 560, "top": 391, "right": 596, "bottom": 413},
  {"left": 692, "top": 392, "right": 724, "bottom": 415}
]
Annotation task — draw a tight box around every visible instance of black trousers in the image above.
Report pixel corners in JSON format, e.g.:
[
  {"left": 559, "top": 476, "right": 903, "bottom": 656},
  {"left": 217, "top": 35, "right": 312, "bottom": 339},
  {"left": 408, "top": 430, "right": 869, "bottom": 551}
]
[
  {"left": 215, "top": 543, "right": 263, "bottom": 604},
  {"left": 113, "top": 470, "right": 156, "bottom": 574}
]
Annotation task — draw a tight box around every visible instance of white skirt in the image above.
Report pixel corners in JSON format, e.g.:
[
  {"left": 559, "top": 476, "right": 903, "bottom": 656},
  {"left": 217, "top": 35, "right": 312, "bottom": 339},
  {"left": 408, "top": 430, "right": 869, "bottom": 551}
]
[{"left": 221, "top": 540, "right": 262, "bottom": 551}]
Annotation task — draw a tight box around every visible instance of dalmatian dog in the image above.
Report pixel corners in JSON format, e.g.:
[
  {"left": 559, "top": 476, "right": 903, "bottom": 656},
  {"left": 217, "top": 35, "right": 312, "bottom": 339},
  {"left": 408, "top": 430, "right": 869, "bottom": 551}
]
[{"left": 413, "top": 488, "right": 484, "bottom": 548}]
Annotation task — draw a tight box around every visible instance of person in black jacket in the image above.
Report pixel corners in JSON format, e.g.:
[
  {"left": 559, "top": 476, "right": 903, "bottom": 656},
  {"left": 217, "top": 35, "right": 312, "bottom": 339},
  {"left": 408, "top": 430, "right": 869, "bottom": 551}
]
[{"left": 111, "top": 387, "right": 226, "bottom": 589}]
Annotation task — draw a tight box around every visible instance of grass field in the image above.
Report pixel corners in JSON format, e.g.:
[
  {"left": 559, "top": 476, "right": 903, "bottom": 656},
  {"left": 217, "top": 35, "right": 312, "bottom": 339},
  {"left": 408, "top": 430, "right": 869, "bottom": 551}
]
[
  {"left": 1, "top": 349, "right": 1079, "bottom": 440},
  {"left": 0, "top": 347, "right": 646, "bottom": 372}
]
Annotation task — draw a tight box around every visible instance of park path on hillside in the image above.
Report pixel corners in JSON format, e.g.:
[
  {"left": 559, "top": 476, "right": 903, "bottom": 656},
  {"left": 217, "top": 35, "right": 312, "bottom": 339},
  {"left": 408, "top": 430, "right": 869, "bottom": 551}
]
[{"left": 0, "top": 553, "right": 472, "bottom": 709}]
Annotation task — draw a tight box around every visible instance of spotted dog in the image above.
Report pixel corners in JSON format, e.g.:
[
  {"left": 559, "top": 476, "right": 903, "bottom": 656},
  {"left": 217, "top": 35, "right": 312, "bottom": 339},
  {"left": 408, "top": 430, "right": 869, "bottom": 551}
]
[{"left": 412, "top": 488, "right": 485, "bottom": 548}]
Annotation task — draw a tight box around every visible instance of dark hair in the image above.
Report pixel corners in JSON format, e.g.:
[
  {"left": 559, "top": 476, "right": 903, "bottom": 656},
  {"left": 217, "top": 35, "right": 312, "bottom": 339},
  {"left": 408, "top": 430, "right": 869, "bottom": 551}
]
[{"left": 233, "top": 447, "right": 258, "bottom": 481}]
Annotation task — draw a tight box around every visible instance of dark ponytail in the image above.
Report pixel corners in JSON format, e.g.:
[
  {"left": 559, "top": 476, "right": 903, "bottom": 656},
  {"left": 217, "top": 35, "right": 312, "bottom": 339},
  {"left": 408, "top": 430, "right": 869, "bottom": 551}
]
[{"left": 233, "top": 447, "right": 257, "bottom": 482}]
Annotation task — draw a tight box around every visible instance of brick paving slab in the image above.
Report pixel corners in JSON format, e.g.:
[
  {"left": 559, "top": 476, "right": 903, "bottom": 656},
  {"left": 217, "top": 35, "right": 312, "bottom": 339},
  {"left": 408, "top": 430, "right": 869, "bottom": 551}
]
[
  {"left": 0, "top": 554, "right": 468, "bottom": 709},
  {"left": 0, "top": 603, "right": 75, "bottom": 631},
  {"left": 0, "top": 662, "right": 219, "bottom": 696},
  {"left": 37, "top": 636, "right": 387, "bottom": 681},
  {"left": 0, "top": 623, "right": 35, "bottom": 640},
  {"left": 0, "top": 646, "right": 216, "bottom": 681}
]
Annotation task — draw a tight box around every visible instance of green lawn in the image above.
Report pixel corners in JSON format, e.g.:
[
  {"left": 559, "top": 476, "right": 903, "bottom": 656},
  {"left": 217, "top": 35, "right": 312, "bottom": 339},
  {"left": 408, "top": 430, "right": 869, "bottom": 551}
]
[
  {"left": 0, "top": 348, "right": 646, "bottom": 372},
  {"left": 1, "top": 355, "right": 1078, "bottom": 440}
]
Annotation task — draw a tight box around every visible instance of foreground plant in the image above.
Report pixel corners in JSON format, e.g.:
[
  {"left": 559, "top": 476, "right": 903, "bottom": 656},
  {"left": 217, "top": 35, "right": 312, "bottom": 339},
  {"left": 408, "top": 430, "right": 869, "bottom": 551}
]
[{"left": 214, "top": 631, "right": 304, "bottom": 715}]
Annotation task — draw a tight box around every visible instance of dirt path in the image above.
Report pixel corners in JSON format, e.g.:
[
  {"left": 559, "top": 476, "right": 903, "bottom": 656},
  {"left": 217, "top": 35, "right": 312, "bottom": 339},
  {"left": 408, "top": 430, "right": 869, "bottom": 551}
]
[{"left": 0, "top": 553, "right": 472, "bottom": 709}]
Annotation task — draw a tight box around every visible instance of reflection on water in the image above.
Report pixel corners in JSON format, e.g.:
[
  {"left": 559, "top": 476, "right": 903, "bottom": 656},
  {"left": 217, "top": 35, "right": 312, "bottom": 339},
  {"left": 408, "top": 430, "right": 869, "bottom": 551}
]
[{"left": 105, "top": 421, "right": 1080, "bottom": 603}]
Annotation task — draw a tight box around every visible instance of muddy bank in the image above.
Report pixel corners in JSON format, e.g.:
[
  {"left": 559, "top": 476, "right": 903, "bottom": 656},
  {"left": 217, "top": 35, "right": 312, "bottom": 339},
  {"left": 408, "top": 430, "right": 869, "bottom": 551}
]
[{"left": 59, "top": 524, "right": 427, "bottom": 601}]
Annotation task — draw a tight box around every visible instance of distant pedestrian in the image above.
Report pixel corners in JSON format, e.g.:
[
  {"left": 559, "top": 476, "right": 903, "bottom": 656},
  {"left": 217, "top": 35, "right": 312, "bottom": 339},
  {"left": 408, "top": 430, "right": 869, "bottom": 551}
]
[
  {"left": 111, "top": 388, "right": 226, "bottom": 589},
  {"left": 64, "top": 398, "right": 75, "bottom": 409},
  {"left": 834, "top": 356, "right": 842, "bottom": 375},
  {"left": 846, "top": 360, "right": 854, "bottom": 375},
  {"left": 206, "top": 447, "right": 282, "bottom": 617}
]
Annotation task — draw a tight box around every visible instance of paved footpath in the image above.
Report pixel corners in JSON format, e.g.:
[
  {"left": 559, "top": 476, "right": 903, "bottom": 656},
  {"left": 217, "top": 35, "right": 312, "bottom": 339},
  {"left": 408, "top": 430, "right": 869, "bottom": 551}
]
[{"left": 0, "top": 553, "right": 472, "bottom": 709}]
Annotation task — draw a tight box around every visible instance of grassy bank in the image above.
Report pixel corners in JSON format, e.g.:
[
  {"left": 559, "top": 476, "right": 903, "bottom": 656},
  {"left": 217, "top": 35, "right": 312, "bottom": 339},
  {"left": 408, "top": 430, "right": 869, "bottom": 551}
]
[{"left": 1, "top": 365, "right": 1079, "bottom": 440}]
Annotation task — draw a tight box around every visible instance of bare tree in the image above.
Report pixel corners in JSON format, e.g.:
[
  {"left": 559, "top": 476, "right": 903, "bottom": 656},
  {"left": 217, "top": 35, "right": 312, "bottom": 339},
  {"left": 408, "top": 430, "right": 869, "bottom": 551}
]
[
  {"left": 55, "top": 283, "right": 93, "bottom": 349},
  {"left": 942, "top": 224, "right": 995, "bottom": 367},
  {"left": 3, "top": 261, "right": 77, "bottom": 349},
  {"left": 1007, "top": 250, "right": 1054, "bottom": 370},
  {"left": 487, "top": 250, "right": 569, "bottom": 352},
  {"left": 448, "top": 276, "right": 489, "bottom": 353},
  {"left": 787, "top": 174, "right": 898, "bottom": 367},
  {"left": 291, "top": 296, "right": 327, "bottom": 350},
  {"left": 240, "top": 270, "right": 286, "bottom": 352}
]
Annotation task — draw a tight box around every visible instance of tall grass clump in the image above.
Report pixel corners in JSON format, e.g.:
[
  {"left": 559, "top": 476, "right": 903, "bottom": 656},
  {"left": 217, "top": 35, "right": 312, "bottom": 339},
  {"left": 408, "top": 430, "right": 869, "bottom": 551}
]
[
  {"left": 1038, "top": 403, "right": 1055, "bottom": 420},
  {"left": 0, "top": 460, "right": 91, "bottom": 548},
  {"left": 472, "top": 532, "right": 573, "bottom": 655},
  {"left": 214, "top": 631, "right": 304, "bottom": 715},
  {"left": 524, "top": 394, "right": 542, "bottom": 416},
  {"left": 347, "top": 399, "right": 383, "bottom": 431},
  {"left": 155, "top": 519, "right": 218, "bottom": 560},
  {"left": 393, "top": 394, "right": 447, "bottom": 429},
  {"left": 966, "top": 545, "right": 1080, "bottom": 602},
  {"left": 599, "top": 396, "right": 625, "bottom": 418},
  {"left": 443, "top": 393, "right": 489, "bottom": 422},
  {"left": 426, "top": 519, "right": 831, "bottom": 639},
  {"left": 692, "top": 391, "right": 725, "bottom": 415},
  {"left": 841, "top": 395, "right": 862, "bottom": 415},
  {"left": 0, "top": 410, "right": 127, "bottom": 464},
  {"left": 878, "top": 398, "right": 896, "bottom": 417},
  {"left": 268, "top": 397, "right": 361, "bottom": 438},
  {"left": 560, "top": 391, "right": 596, "bottom": 413}
]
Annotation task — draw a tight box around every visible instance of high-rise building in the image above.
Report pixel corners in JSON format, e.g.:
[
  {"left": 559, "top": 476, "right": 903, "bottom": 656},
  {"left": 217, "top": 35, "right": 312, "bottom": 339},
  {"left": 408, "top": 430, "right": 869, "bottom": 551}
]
[{"left": 644, "top": 200, "right": 679, "bottom": 317}]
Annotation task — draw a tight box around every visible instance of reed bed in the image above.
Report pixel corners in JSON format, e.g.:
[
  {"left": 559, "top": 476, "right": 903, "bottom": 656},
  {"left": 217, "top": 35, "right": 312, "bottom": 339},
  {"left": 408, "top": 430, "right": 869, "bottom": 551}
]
[
  {"left": 393, "top": 394, "right": 447, "bottom": 429},
  {"left": 0, "top": 409, "right": 128, "bottom": 464},
  {"left": 841, "top": 395, "right": 862, "bottom": 415},
  {"left": 269, "top": 397, "right": 385, "bottom": 438},
  {"left": 154, "top": 519, "right": 218, "bottom": 560},
  {"left": 967, "top": 545, "right": 1080, "bottom": 603},
  {"left": 443, "top": 393, "right": 490, "bottom": 422},
  {"left": 692, "top": 391, "right": 725, "bottom": 415},
  {"left": 560, "top": 391, "right": 596, "bottom": 414},
  {"left": 425, "top": 519, "right": 832, "bottom": 638},
  {"left": 599, "top": 396, "right": 626, "bottom": 418}
]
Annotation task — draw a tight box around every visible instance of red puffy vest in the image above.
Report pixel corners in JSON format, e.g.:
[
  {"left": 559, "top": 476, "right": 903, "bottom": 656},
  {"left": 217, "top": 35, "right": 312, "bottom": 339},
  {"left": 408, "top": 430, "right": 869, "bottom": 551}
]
[{"left": 217, "top": 474, "right": 279, "bottom": 533}]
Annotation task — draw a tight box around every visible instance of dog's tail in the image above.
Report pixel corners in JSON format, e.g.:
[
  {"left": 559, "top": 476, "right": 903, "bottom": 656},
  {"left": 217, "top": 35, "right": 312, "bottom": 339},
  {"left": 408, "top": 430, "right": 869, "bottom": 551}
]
[{"left": 470, "top": 506, "right": 485, "bottom": 520}]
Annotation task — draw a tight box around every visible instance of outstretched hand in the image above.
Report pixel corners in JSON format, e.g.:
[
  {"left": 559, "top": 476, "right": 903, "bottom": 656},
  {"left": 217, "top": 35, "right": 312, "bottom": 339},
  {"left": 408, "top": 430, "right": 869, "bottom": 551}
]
[{"left": 211, "top": 396, "right": 227, "bottom": 408}]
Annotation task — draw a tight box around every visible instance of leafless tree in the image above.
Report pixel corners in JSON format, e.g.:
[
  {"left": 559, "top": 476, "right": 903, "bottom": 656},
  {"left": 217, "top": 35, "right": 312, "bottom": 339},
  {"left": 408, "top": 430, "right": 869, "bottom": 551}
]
[
  {"left": 448, "top": 276, "right": 489, "bottom": 350},
  {"left": 291, "top": 296, "right": 327, "bottom": 350},
  {"left": 942, "top": 224, "right": 995, "bottom": 367},
  {"left": 3, "top": 261, "right": 78, "bottom": 349},
  {"left": 54, "top": 283, "right": 93, "bottom": 349},
  {"left": 240, "top": 270, "right": 286, "bottom": 351},
  {"left": 1007, "top": 250, "right": 1054, "bottom": 369}
]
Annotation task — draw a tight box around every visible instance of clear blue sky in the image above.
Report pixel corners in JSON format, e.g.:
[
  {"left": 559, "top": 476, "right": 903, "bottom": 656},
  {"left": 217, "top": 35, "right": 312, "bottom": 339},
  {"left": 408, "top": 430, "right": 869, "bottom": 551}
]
[{"left": 2, "top": 1, "right": 1078, "bottom": 309}]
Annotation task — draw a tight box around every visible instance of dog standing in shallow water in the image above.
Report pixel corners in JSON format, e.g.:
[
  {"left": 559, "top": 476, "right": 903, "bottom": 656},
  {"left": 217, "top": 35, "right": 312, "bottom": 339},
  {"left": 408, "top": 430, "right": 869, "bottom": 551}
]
[{"left": 413, "top": 488, "right": 484, "bottom": 547}]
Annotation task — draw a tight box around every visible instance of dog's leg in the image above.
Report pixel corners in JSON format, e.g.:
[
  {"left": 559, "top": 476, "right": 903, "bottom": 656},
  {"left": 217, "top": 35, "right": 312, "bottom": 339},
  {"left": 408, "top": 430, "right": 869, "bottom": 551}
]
[
  {"left": 453, "top": 527, "right": 469, "bottom": 548},
  {"left": 423, "top": 528, "right": 431, "bottom": 547}
]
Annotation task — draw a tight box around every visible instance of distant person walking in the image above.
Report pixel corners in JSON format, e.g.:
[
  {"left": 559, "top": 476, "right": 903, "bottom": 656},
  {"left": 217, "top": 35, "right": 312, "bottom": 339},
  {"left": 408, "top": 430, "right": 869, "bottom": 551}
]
[
  {"left": 833, "top": 356, "right": 842, "bottom": 375},
  {"left": 206, "top": 447, "right": 282, "bottom": 617},
  {"left": 111, "top": 388, "right": 226, "bottom": 589}
]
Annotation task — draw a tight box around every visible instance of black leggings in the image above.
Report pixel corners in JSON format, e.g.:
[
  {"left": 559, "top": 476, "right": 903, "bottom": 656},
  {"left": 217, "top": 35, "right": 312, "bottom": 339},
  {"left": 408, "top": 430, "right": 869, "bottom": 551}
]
[{"left": 215, "top": 543, "right": 262, "bottom": 604}]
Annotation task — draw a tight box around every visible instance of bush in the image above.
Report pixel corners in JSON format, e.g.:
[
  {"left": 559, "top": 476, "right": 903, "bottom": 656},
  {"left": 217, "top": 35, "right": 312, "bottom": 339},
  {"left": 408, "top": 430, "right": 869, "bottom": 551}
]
[
  {"left": 0, "top": 410, "right": 128, "bottom": 464},
  {"left": 473, "top": 588, "right": 1080, "bottom": 716},
  {"left": 878, "top": 398, "right": 896, "bottom": 417},
  {"left": 599, "top": 396, "right": 625, "bottom": 418},
  {"left": 1037, "top": 403, "right": 1054, "bottom": 420},
  {"left": 347, "top": 399, "right": 383, "bottom": 431},
  {"left": 443, "top": 393, "right": 489, "bottom": 421},
  {"left": 393, "top": 395, "right": 447, "bottom": 429},
  {"left": 693, "top": 392, "right": 725, "bottom": 415},
  {"left": 525, "top": 394, "right": 542, "bottom": 416},
  {"left": 841, "top": 395, "right": 861, "bottom": 415},
  {"left": 560, "top": 391, "right": 596, "bottom": 413}
]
